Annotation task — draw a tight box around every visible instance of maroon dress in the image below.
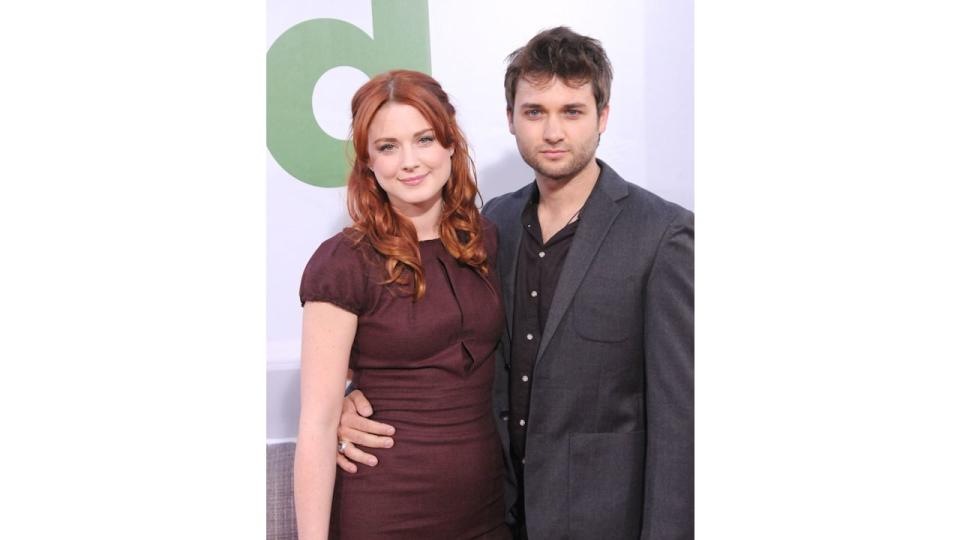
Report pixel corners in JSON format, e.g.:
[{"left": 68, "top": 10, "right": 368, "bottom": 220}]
[{"left": 299, "top": 220, "right": 509, "bottom": 539}]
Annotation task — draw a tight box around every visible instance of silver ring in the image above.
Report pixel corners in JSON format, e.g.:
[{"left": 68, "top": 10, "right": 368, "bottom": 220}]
[{"left": 337, "top": 440, "right": 348, "bottom": 454}]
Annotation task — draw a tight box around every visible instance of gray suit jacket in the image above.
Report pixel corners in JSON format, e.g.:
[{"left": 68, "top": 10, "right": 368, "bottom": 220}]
[{"left": 482, "top": 160, "right": 694, "bottom": 539}]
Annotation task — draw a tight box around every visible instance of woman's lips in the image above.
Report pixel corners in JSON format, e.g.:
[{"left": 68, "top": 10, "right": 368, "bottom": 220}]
[{"left": 398, "top": 173, "right": 427, "bottom": 186}]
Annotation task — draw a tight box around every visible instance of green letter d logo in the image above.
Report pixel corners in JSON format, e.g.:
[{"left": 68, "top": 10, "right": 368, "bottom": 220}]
[{"left": 267, "top": 1, "right": 431, "bottom": 187}]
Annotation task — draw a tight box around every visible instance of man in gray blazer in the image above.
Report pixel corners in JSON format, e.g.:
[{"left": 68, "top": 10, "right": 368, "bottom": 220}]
[{"left": 337, "top": 27, "right": 693, "bottom": 539}]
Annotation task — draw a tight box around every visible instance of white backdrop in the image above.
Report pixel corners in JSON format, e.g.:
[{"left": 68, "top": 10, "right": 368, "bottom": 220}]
[{"left": 266, "top": 0, "right": 693, "bottom": 441}]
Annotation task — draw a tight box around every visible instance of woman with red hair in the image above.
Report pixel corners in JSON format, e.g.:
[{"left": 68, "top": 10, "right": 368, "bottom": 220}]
[{"left": 294, "top": 70, "right": 508, "bottom": 539}]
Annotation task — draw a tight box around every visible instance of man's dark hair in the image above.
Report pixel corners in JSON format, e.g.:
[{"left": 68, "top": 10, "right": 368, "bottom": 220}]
[{"left": 504, "top": 26, "right": 613, "bottom": 113}]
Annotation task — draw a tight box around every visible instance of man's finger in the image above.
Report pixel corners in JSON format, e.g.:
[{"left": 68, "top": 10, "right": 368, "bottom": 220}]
[
  {"left": 346, "top": 389, "right": 373, "bottom": 417},
  {"left": 341, "top": 393, "right": 358, "bottom": 414},
  {"left": 340, "top": 414, "right": 396, "bottom": 437},
  {"left": 339, "top": 426, "right": 395, "bottom": 449},
  {"left": 336, "top": 454, "right": 358, "bottom": 474},
  {"left": 342, "top": 442, "right": 378, "bottom": 467},
  {"left": 346, "top": 391, "right": 373, "bottom": 417}
]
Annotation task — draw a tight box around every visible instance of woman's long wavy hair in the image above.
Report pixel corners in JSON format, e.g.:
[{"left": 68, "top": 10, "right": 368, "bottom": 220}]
[{"left": 346, "top": 70, "right": 488, "bottom": 300}]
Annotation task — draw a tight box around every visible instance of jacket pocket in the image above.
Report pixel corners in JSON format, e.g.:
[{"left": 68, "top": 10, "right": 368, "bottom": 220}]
[
  {"left": 573, "top": 276, "right": 635, "bottom": 342},
  {"left": 569, "top": 431, "right": 645, "bottom": 539}
]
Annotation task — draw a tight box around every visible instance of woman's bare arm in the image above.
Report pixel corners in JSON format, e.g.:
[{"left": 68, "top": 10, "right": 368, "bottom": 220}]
[{"left": 294, "top": 301, "right": 357, "bottom": 540}]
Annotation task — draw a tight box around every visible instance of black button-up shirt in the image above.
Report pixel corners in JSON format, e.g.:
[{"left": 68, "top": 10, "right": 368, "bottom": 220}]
[{"left": 508, "top": 190, "right": 581, "bottom": 463}]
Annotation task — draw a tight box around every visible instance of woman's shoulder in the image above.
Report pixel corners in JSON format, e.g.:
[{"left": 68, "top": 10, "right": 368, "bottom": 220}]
[
  {"left": 479, "top": 214, "right": 498, "bottom": 234},
  {"left": 478, "top": 215, "right": 499, "bottom": 250},
  {"left": 305, "top": 229, "right": 376, "bottom": 274},
  {"left": 300, "top": 229, "right": 377, "bottom": 310},
  {"left": 473, "top": 216, "right": 499, "bottom": 270},
  {"left": 318, "top": 228, "right": 372, "bottom": 255}
]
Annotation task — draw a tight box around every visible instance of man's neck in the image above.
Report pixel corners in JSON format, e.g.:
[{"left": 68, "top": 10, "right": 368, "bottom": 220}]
[
  {"left": 534, "top": 158, "right": 601, "bottom": 242},
  {"left": 535, "top": 158, "right": 601, "bottom": 216}
]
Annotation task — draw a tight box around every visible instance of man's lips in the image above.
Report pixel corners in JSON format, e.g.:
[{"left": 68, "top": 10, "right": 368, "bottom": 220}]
[
  {"left": 540, "top": 149, "right": 568, "bottom": 158},
  {"left": 398, "top": 173, "right": 427, "bottom": 185}
]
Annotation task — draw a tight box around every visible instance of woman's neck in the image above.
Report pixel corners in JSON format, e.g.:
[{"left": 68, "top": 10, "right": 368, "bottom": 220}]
[{"left": 392, "top": 196, "right": 442, "bottom": 241}]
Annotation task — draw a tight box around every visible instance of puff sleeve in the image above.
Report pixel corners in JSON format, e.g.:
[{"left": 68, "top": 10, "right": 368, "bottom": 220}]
[{"left": 299, "top": 233, "right": 370, "bottom": 314}]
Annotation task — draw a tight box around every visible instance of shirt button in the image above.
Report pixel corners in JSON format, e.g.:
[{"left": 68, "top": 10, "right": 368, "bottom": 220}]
[
  {"left": 538, "top": 251, "right": 546, "bottom": 258},
  {"left": 521, "top": 375, "right": 529, "bottom": 382},
  {"left": 519, "top": 419, "right": 526, "bottom": 427},
  {"left": 526, "top": 333, "right": 534, "bottom": 341},
  {"left": 521, "top": 457, "right": 526, "bottom": 465},
  {"left": 501, "top": 414, "right": 509, "bottom": 421},
  {"left": 530, "top": 290, "right": 538, "bottom": 298}
]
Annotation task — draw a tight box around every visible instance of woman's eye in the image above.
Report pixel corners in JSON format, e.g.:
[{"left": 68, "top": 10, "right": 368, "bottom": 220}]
[
  {"left": 418, "top": 136, "right": 435, "bottom": 144},
  {"left": 378, "top": 144, "right": 395, "bottom": 152}
]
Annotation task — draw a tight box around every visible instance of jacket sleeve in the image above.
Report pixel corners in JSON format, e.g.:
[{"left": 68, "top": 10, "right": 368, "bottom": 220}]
[{"left": 640, "top": 209, "right": 694, "bottom": 540}]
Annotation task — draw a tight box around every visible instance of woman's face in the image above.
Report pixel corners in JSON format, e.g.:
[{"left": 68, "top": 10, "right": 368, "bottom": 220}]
[{"left": 366, "top": 102, "right": 453, "bottom": 217}]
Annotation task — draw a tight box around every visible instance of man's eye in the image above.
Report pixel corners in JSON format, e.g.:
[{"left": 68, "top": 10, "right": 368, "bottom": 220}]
[
  {"left": 525, "top": 110, "right": 542, "bottom": 117},
  {"left": 566, "top": 109, "right": 583, "bottom": 116}
]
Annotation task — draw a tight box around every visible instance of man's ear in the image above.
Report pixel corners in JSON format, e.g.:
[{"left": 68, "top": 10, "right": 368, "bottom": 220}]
[
  {"left": 507, "top": 108, "right": 516, "bottom": 135},
  {"left": 597, "top": 104, "right": 610, "bottom": 135}
]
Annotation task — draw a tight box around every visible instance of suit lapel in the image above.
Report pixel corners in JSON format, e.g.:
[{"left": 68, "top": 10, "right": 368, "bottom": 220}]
[{"left": 536, "top": 162, "right": 627, "bottom": 364}]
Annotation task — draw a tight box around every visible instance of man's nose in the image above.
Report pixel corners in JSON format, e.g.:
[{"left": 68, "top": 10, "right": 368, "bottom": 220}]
[{"left": 543, "top": 116, "right": 564, "bottom": 144}]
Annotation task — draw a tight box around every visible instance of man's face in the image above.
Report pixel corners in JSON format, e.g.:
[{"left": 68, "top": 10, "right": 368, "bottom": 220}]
[{"left": 508, "top": 76, "right": 609, "bottom": 182}]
